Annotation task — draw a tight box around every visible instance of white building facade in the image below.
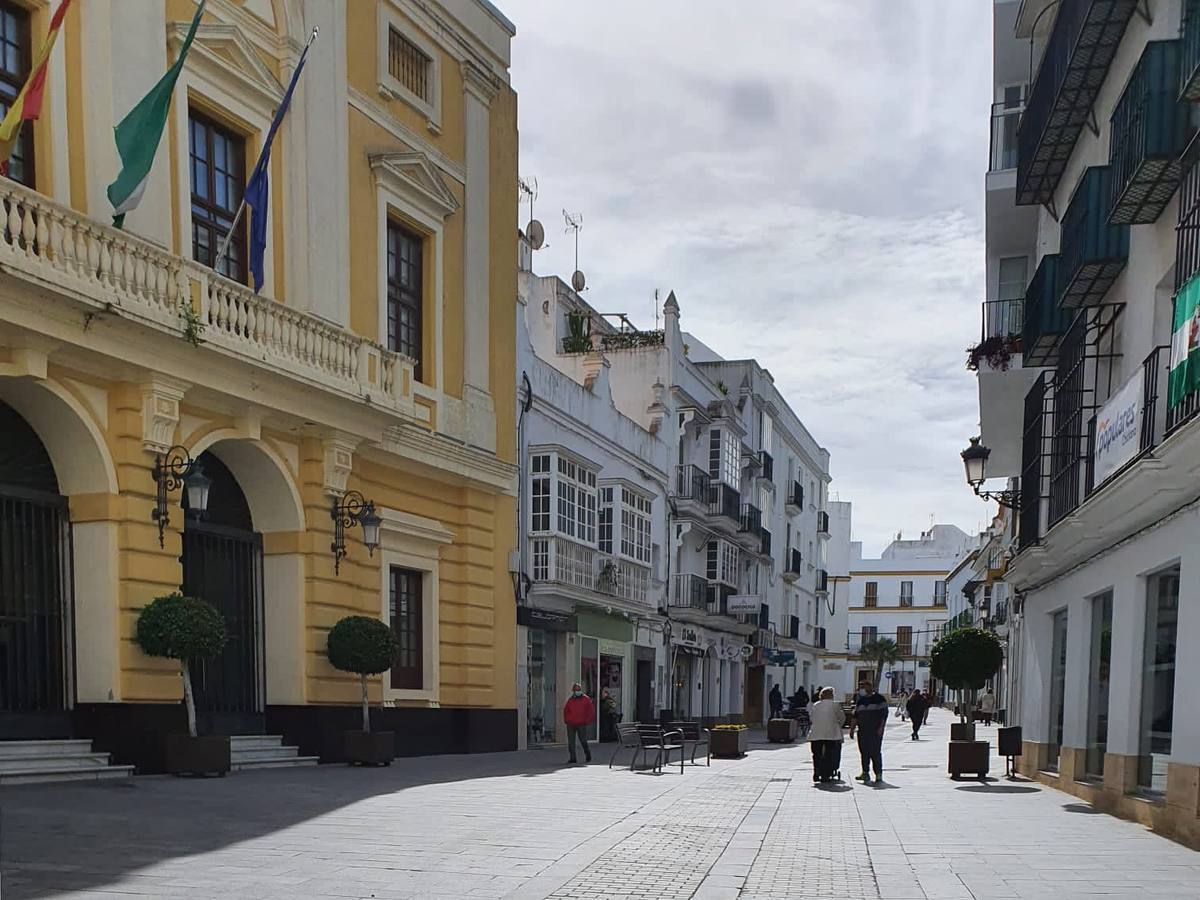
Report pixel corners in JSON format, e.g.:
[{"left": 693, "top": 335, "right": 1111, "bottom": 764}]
[{"left": 970, "top": 0, "right": 1200, "bottom": 848}]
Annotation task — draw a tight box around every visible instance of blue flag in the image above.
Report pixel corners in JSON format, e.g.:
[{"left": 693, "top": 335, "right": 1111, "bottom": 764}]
[{"left": 245, "top": 43, "right": 310, "bottom": 293}]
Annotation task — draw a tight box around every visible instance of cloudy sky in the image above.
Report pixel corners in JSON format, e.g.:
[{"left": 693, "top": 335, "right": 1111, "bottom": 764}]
[{"left": 503, "top": 1, "right": 996, "bottom": 556}]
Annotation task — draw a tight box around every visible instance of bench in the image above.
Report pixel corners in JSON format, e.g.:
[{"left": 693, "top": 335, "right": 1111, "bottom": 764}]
[
  {"left": 669, "top": 721, "right": 710, "bottom": 766},
  {"left": 638, "top": 725, "right": 684, "bottom": 774},
  {"left": 608, "top": 722, "right": 643, "bottom": 769}
]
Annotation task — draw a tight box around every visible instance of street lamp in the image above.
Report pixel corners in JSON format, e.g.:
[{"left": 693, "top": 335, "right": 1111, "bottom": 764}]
[
  {"left": 151, "top": 446, "right": 211, "bottom": 548},
  {"left": 330, "top": 490, "right": 381, "bottom": 575},
  {"left": 960, "top": 437, "right": 1020, "bottom": 509}
]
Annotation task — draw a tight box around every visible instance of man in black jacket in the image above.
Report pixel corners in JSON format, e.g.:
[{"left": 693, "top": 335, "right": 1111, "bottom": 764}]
[
  {"left": 906, "top": 690, "right": 928, "bottom": 741},
  {"left": 849, "top": 678, "right": 889, "bottom": 783}
]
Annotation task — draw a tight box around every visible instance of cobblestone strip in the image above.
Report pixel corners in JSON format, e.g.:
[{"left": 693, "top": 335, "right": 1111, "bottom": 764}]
[
  {"left": 543, "top": 775, "right": 775, "bottom": 900},
  {"left": 738, "top": 778, "right": 882, "bottom": 900}
]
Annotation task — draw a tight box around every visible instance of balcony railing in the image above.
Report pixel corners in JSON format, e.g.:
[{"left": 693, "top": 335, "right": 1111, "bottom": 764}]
[
  {"left": 1109, "top": 40, "right": 1192, "bottom": 225},
  {"left": 738, "top": 502, "right": 762, "bottom": 535},
  {"left": 814, "top": 626, "right": 826, "bottom": 649},
  {"left": 676, "top": 465, "right": 711, "bottom": 504},
  {"left": 758, "top": 450, "right": 773, "bottom": 481},
  {"left": 1048, "top": 315, "right": 1088, "bottom": 526},
  {"left": 531, "top": 537, "right": 650, "bottom": 604},
  {"left": 786, "top": 548, "right": 803, "bottom": 577},
  {"left": 816, "top": 510, "right": 830, "bottom": 535},
  {"left": 989, "top": 100, "right": 1023, "bottom": 172},
  {"left": 1023, "top": 254, "right": 1072, "bottom": 366},
  {"left": 983, "top": 297, "right": 1025, "bottom": 342},
  {"left": 789, "top": 615, "right": 800, "bottom": 640},
  {"left": 669, "top": 573, "right": 708, "bottom": 611},
  {"left": 1181, "top": 0, "right": 1200, "bottom": 101},
  {"left": 1059, "top": 166, "right": 1129, "bottom": 308},
  {"left": 1086, "top": 345, "right": 1170, "bottom": 494},
  {"left": 1016, "top": 0, "right": 1137, "bottom": 206},
  {"left": 0, "top": 180, "right": 414, "bottom": 413},
  {"left": 1175, "top": 142, "right": 1200, "bottom": 291},
  {"left": 709, "top": 482, "right": 740, "bottom": 522},
  {"left": 707, "top": 583, "right": 736, "bottom": 617},
  {"left": 899, "top": 593, "right": 913, "bottom": 608},
  {"left": 1019, "top": 372, "right": 1052, "bottom": 550},
  {"left": 759, "top": 527, "right": 772, "bottom": 557},
  {"left": 815, "top": 569, "right": 828, "bottom": 593}
]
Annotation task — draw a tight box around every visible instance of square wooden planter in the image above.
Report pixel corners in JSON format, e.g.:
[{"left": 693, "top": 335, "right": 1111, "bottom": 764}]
[
  {"left": 767, "top": 718, "right": 798, "bottom": 744},
  {"left": 710, "top": 729, "right": 748, "bottom": 758},
  {"left": 948, "top": 740, "right": 990, "bottom": 779},
  {"left": 165, "top": 734, "right": 230, "bottom": 776},
  {"left": 345, "top": 730, "right": 394, "bottom": 766}
]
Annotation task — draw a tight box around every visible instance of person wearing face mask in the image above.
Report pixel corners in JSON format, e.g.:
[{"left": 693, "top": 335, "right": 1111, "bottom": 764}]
[{"left": 562, "top": 682, "right": 595, "bottom": 765}]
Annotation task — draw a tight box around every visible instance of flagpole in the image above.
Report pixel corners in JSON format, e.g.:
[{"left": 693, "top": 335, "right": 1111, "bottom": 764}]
[{"left": 213, "top": 25, "right": 318, "bottom": 277}]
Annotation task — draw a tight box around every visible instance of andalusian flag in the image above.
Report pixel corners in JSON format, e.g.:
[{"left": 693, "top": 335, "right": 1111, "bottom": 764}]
[
  {"left": 107, "top": 1, "right": 205, "bottom": 228},
  {"left": 0, "top": 0, "right": 73, "bottom": 174},
  {"left": 1169, "top": 274, "right": 1200, "bottom": 409}
]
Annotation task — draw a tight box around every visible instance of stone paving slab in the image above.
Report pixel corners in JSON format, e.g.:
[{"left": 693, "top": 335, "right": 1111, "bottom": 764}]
[{"left": 1, "top": 711, "right": 1199, "bottom": 898}]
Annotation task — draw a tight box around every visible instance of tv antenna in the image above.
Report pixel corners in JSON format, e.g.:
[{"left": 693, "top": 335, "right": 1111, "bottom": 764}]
[
  {"left": 563, "top": 209, "right": 585, "bottom": 291},
  {"left": 654, "top": 288, "right": 660, "bottom": 330},
  {"left": 519, "top": 177, "right": 545, "bottom": 250}
]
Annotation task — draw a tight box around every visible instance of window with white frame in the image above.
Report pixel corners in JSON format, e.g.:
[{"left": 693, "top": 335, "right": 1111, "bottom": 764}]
[
  {"left": 760, "top": 485, "right": 772, "bottom": 527},
  {"left": 706, "top": 539, "right": 739, "bottom": 587},
  {"left": 709, "top": 428, "right": 739, "bottom": 488},
  {"left": 528, "top": 451, "right": 597, "bottom": 544},
  {"left": 598, "top": 487, "right": 614, "bottom": 554},
  {"left": 760, "top": 411, "right": 773, "bottom": 454},
  {"left": 619, "top": 487, "right": 652, "bottom": 564},
  {"left": 530, "top": 454, "right": 551, "bottom": 533}
]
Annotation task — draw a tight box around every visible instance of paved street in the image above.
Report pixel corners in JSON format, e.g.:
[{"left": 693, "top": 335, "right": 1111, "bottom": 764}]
[{"left": 1, "top": 709, "right": 1198, "bottom": 900}]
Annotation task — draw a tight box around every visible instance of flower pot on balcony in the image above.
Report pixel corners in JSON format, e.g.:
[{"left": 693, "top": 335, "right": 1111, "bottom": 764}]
[
  {"left": 710, "top": 726, "right": 748, "bottom": 758},
  {"left": 344, "top": 730, "right": 394, "bottom": 766},
  {"left": 165, "top": 734, "right": 230, "bottom": 776},
  {"left": 948, "top": 740, "right": 990, "bottom": 780},
  {"left": 767, "top": 718, "right": 798, "bottom": 744},
  {"left": 950, "top": 722, "right": 976, "bottom": 742}
]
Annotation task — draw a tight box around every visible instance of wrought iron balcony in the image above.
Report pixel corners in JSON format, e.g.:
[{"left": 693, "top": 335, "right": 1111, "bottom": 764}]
[
  {"left": 787, "top": 481, "right": 804, "bottom": 511},
  {"left": 1016, "top": 0, "right": 1137, "bottom": 207},
  {"left": 990, "top": 100, "right": 1023, "bottom": 172},
  {"left": 1023, "top": 254, "right": 1072, "bottom": 366},
  {"left": 785, "top": 549, "right": 803, "bottom": 578},
  {"left": 983, "top": 298, "right": 1024, "bottom": 342},
  {"left": 669, "top": 573, "right": 708, "bottom": 611},
  {"left": 1175, "top": 141, "right": 1200, "bottom": 291},
  {"left": 816, "top": 510, "right": 830, "bottom": 535},
  {"left": 706, "top": 583, "right": 737, "bottom": 617},
  {"left": 759, "top": 527, "right": 772, "bottom": 557},
  {"left": 1059, "top": 166, "right": 1129, "bottom": 308},
  {"left": 1109, "top": 40, "right": 1192, "bottom": 225},
  {"left": 1086, "top": 345, "right": 1171, "bottom": 495},
  {"left": 1181, "top": 0, "right": 1200, "bottom": 101},
  {"left": 675, "top": 465, "right": 711, "bottom": 505},
  {"left": 814, "top": 626, "right": 826, "bottom": 649},
  {"left": 709, "top": 482, "right": 740, "bottom": 522},
  {"left": 738, "top": 502, "right": 762, "bottom": 535},
  {"left": 815, "top": 569, "right": 828, "bottom": 594},
  {"left": 1019, "top": 371, "right": 1051, "bottom": 550},
  {"left": 758, "top": 450, "right": 774, "bottom": 482},
  {"left": 789, "top": 615, "right": 800, "bottom": 640}
]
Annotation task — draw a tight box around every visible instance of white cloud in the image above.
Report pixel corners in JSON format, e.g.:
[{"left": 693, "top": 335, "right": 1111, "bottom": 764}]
[{"left": 504, "top": 0, "right": 995, "bottom": 553}]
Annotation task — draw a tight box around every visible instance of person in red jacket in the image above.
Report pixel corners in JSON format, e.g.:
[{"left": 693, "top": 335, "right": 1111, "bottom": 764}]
[{"left": 563, "top": 682, "right": 595, "bottom": 764}]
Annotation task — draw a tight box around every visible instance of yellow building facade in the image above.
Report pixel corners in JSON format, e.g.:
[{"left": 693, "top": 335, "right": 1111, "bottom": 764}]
[{"left": 0, "top": 0, "right": 518, "bottom": 770}]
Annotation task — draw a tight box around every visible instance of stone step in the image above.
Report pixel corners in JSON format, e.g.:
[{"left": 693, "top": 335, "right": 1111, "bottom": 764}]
[
  {"left": 0, "top": 765, "right": 134, "bottom": 785},
  {"left": 229, "top": 744, "right": 301, "bottom": 762},
  {"left": 0, "top": 753, "right": 113, "bottom": 772},
  {"left": 0, "top": 739, "right": 95, "bottom": 759},
  {"left": 228, "top": 735, "right": 285, "bottom": 751},
  {"left": 230, "top": 755, "right": 319, "bottom": 771}
]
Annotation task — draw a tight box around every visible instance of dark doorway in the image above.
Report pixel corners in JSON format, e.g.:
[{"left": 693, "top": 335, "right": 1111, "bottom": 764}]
[
  {"left": 0, "top": 401, "right": 73, "bottom": 738},
  {"left": 745, "top": 665, "right": 765, "bottom": 726},
  {"left": 635, "top": 648, "right": 654, "bottom": 723},
  {"left": 181, "top": 451, "right": 264, "bottom": 735}
]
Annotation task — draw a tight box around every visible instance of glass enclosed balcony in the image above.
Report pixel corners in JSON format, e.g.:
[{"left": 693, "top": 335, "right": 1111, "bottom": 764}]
[
  {"left": 1016, "top": 0, "right": 1137, "bottom": 207},
  {"left": 1023, "top": 254, "right": 1073, "bottom": 366},
  {"left": 1059, "top": 166, "right": 1129, "bottom": 308},
  {"left": 1109, "top": 41, "right": 1193, "bottom": 225}
]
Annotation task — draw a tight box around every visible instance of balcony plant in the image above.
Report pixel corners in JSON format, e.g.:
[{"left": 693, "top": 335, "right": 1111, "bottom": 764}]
[
  {"left": 327, "top": 615, "right": 399, "bottom": 765},
  {"left": 930, "top": 627, "right": 1003, "bottom": 779},
  {"left": 561, "top": 311, "right": 592, "bottom": 353},
  {"left": 135, "top": 592, "right": 229, "bottom": 775},
  {"left": 966, "top": 335, "right": 1022, "bottom": 372},
  {"left": 710, "top": 723, "right": 748, "bottom": 758}
]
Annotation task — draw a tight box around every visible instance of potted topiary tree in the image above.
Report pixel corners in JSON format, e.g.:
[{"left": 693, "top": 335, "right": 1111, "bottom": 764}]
[
  {"left": 930, "top": 627, "right": 1003, "bottom": 779},
  {"left": 135, "top": 592, "right": 228, "bottom": 775},
  {"left": 326, "top": 615, "right": 398, "bottom": 766}
]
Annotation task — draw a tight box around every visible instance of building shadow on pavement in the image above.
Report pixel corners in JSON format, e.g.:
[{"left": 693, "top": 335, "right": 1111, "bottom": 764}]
[
  {"left": 955, "top": 783, "right": 1041, "bottom": 794},
  {"left": 0, "top": 748, "right": 587, "bottom": 899}
]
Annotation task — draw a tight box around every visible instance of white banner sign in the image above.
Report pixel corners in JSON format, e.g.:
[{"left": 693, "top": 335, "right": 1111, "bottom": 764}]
[
  {"left": 726, "top": 594, "right": 761, "bottom": 613},
  {"left": 1094, "top": 367, "right": 1144, "bottom": 487}
]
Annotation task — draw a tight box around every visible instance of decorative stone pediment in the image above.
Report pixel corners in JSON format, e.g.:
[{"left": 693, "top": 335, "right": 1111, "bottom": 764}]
[
  {"left": 369, "top": 151, "right": 460, "bottom": 221},
  {"left": 167, "top": 22, "right": 285, "bottom": 112}
]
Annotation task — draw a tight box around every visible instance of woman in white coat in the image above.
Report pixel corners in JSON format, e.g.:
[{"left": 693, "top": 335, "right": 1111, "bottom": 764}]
[{"left": 809, "top": 687, "right": 846, "bottom": 783}]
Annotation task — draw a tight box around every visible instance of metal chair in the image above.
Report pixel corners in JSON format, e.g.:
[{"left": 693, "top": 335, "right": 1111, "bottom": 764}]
[
  {"left": 669, "top": 721, "right": 711, "bottom": 766},
  {"left": 608, "top": 722, "right": 642, "bottom": 769}
]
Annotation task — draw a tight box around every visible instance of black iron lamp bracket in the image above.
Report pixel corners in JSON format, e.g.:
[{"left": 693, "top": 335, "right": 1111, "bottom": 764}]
[
  {"left": 151, "top": 445, "right": 198, "bottom": 549},
  {"left": 330, "top": 490, "right": 377, "bottom": 575}
]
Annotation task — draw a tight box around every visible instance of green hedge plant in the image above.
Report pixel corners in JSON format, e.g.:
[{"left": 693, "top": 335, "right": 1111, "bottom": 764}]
[
  {"left": 326, "top": 616, "right": 398, "bottom": 733},
  {"left": 930, "top": 627, "right": 1003, "bottom": 723},
  {"left": 135, "top": 593, "right": 226, "bottom": 737}
]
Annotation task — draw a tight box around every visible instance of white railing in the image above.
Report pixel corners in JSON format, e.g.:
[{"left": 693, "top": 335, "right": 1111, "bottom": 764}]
[
  {"left": 530, "top": 535, "right": 651, "bottom": 605},
  {"left": 0, "top": 180, "right": 414, "bottom": 412}
]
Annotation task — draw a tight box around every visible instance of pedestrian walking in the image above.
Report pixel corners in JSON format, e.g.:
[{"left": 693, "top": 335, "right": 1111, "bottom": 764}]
[
  {"left": 769, "top": 684, "right": 783, "bottom": 719},
  {"left": 979, "top": 689, "right": 996, "bottom": 726},
  {"left": 563, "top": 682, "right": 594, "bottom": 765},
  {"left": 923, "top": 690, "right": 934, "bottom": 724},
  {"left": 895, "top": 689, "right": 908, "bottom": 722},
  {"left": 849, "top": 678, "right": 888, "bottom": 783},
  {"left": 809, "top": 687, "right": 845, "bottom": 783},
  {"left": 791, "top": 685, "right": 809, "bottom": 712},
  {"left": 906, "top": 689, "right": 928, "bottom": 740}
]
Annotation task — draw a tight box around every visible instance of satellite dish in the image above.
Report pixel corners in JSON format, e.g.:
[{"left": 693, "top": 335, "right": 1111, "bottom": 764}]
[
  {"left": 571, "top": 269, "right": 586, "bottom": 292},
  {"left": 526, "top": 219, "right": 545, "bottom": 250}
]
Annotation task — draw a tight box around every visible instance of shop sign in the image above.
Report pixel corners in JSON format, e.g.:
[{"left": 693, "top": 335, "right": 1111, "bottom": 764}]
[
  {"left": 597, "top": 638, "right": 626, "bottom": 657},
  {"left": 1093, "top": 367, "right": 1144, "bottom": 486},
  {"left": 823, "top": 662, "right": 843, "bottom": 670},
  {"left": 765, "top": 650, "right": 796, "bottom": 667},
  {"left": 727, "top": 594, "right": 760, "bottom": 613},
  {"left": 677, "top": 626, "right": 703, "bottom": 648},
  {"left": 517, "top": 606, "right": 577, "bottom": 632}
]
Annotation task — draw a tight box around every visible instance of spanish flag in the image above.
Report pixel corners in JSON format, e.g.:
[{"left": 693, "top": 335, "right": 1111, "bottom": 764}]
[{"left": 0, "top": 0, "right": 73, "bottom": 175}]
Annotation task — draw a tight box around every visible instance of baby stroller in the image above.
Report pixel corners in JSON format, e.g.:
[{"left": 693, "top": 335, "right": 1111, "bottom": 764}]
[{"left": 811, "top": 739, "right": 842, "bottom": 783}]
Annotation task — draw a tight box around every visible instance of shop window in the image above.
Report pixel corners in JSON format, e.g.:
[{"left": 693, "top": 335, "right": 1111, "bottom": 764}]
[
  {"left": 189, "top": 110, "right": 247, "bottom": 283},
  {"left": 1047, "top": 608, "right": 1069, "bottom": 773},
  {"left": 389, "top": 567, "right": 423, "bottom": 690},
  {"left": 1085, "top": 592, "right": 1113, "bottom": 780},
  {"left": 0, "top": 2, "right": 32, "bottom": 188},
  {"left": 386, "top": 219, "right": 423, "bottom": 380},
  {"left": 1138, "top": 569, "right": 1179, "bottom": 794}
]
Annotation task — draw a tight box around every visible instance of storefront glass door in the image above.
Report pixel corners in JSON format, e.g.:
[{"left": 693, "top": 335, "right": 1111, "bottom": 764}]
[
  {"left": 580, "top": 637, "right": 599, "bottom": 740},
  {"left": 599, "top": 654, "right": 623, "bottom": 741},
  {"left": 1085, "top": 592, "right": 1112, "bottom": 780},
  {"left": 527, "top": 628, "right": 558, "bottom": 745},
  {"left": 1139, "top": 569, "right": 1179, "bottom": 794},
  {"left": 1047, "top": 609, "right": 1068, "bottom": 773}
]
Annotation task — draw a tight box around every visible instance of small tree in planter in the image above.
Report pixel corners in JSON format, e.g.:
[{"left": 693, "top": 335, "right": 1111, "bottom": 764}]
[
  {"left": 135, "top": 593, "right": 228, "bottom": 774},
  {"left": 327, "top": 615, "right": 398, "bottom": 765},
  {"left": 930, "top": 627, "right": 1003, "bottom": 778}
]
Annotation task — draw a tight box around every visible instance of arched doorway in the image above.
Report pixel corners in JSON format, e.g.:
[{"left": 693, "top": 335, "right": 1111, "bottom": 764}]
[
  {"left": 0, "top": 400, "right": 72, "bottom": 735},
  {"left": 182, "top": 451, "right": 264, "bottom": 734}
]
